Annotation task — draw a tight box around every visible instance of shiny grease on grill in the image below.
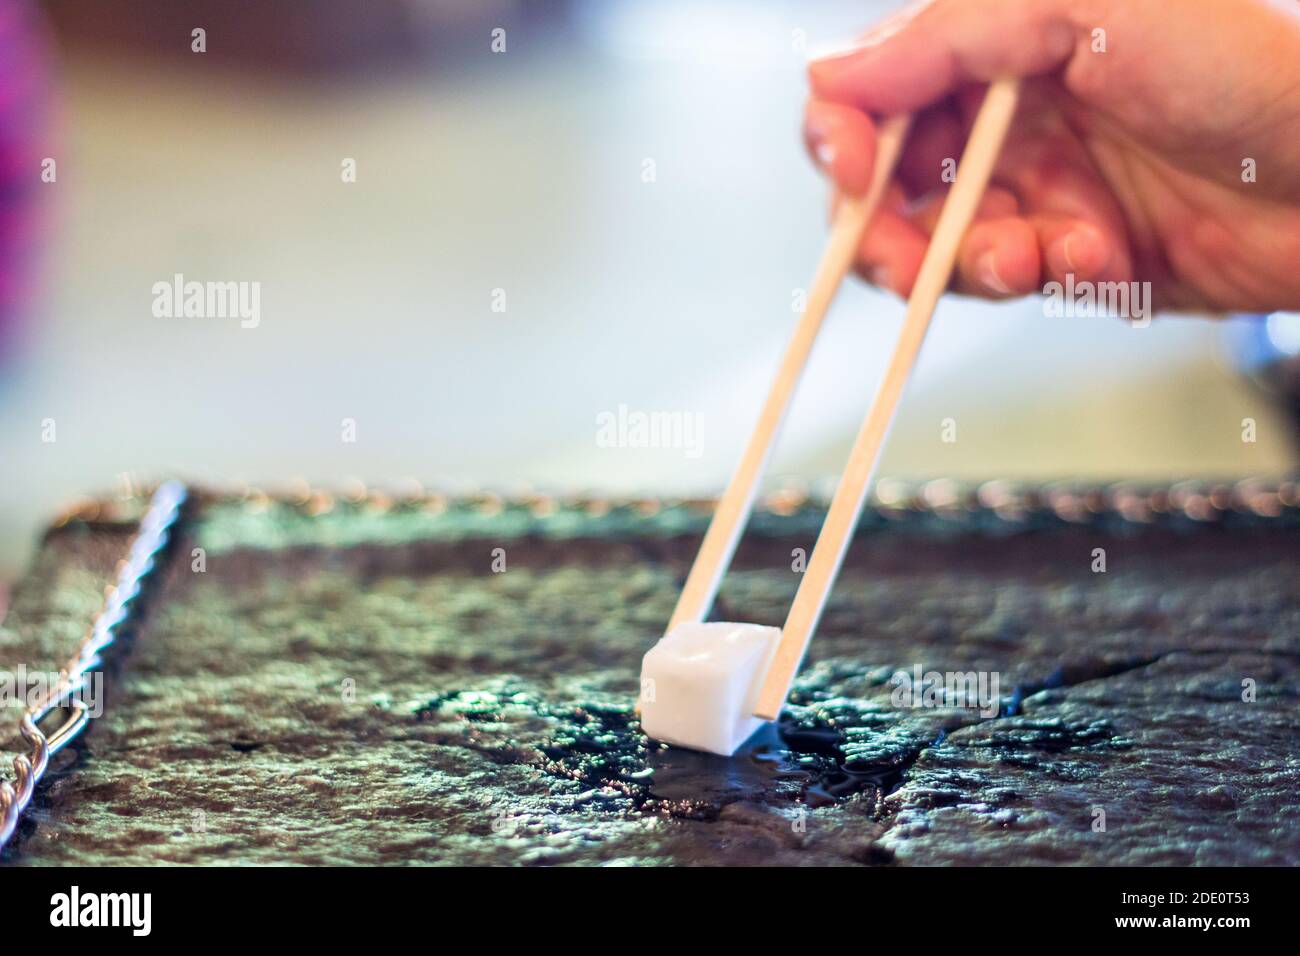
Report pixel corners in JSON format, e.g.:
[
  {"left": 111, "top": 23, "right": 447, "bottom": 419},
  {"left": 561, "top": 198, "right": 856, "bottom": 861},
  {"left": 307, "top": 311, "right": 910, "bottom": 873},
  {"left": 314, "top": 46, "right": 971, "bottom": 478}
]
[
  {"left": 416, "top": 686, "right": 928, "bottom": 819},
  {"left": 416, "top": 667, "right": 1136, "bottom": 825}
]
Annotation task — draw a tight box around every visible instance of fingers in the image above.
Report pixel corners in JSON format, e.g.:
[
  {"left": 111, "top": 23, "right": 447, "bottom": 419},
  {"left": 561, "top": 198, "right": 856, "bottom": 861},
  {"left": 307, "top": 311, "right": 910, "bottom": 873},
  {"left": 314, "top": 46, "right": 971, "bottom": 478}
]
[
  {"left": 984, "top": 114, "right": 1136, "bottom": 286},
  {"left": 804, "top": 98, "right": 877, "bottom": 196},
  {"left": 850, "top": 185, "right": 1034, "bottom": 299},
  {"left": 907, "top": 185, "right": 1021, "bottom": 234},
  {"left": 856, "top": 203, "right": 929, "bottom": 296},
  {"left": 808, "top": 0, "right": 1082, "bottom": 115},
  {"left": 842, "top": 89, "right": 1134, "bottom": 300},
  {"left": 896, "top": 103, "right": 963, "bottom": 199},
  {"left": 1035, "top": 217, "right": 1114, "bottom": 285},
  {"left": 831, "top": 183, "right": 928, "bottom": 296},
  {"left": 955, "top": 217, "right": 1041, "bottom": 297},
  {"left": 849, "top": 192, "right": 1128, "bottom": 300},
  {"left": 868, "top": 214, "right": 1127, "bottom": 300},
  {"left": 806, "top": 3, "right": 1136, "bottom": 305},
  {"left": 897, "top": 189, "right": 1041, "bottom": 297}
]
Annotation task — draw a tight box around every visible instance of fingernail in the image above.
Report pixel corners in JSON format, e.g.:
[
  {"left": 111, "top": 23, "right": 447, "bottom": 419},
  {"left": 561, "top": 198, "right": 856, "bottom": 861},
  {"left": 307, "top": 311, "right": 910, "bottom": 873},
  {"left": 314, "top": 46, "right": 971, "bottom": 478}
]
[
  {"left": 809, "top": 5, "right": 923, "bottom": 64},
  {"left": 976, "top": 251, "right": 1011, "bottom": 295},
  {"left": 805, "top": 100, "right": 841, "bottom": 172},
  {"left": 809, "top": 40, "right": 871, "bottom": 66},
  {"left": 1062, "top": 233, "right": 1080, "bottom": 272},
  {"left": 1060, "top": 227, "right": 1110, "bottom": 278}
]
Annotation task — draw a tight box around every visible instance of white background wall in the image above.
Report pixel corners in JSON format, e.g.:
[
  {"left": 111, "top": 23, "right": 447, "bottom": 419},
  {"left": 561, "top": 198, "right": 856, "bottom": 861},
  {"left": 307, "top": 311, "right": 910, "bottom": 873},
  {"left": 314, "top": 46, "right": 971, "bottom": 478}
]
[{"left": 1, "top": 0, "right": 1293, "bottom": 575}]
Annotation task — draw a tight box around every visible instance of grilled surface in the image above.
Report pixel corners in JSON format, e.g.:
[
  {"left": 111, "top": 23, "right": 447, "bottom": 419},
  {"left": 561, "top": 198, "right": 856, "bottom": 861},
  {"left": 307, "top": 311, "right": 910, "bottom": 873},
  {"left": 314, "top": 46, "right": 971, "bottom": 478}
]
[{"left": 1, "top": 493, "right": 1297, "bottom": 865}]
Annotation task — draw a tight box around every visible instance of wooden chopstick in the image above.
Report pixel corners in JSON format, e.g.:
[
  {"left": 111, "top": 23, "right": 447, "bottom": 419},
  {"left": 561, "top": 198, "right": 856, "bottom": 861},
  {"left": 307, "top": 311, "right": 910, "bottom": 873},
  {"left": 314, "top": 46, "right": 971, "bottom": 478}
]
[
  {"left": 667, "top": 113, "right": 913, "bottom": 633},
  {"left": 754, "top": 77, "right": 1022, "bottom": 720}
]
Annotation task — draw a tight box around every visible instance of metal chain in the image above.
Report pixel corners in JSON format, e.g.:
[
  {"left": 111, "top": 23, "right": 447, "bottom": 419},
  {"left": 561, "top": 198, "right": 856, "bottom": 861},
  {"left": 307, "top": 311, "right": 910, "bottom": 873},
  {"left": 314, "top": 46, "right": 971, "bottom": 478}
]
[{"left": 0, "top": 481, "right": 187, "bottom": 849}]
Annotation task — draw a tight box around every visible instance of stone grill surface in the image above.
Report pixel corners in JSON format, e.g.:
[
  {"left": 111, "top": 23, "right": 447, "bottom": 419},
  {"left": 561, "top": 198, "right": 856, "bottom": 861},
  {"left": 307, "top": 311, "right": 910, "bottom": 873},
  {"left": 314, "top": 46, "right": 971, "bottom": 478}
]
[{"left": 0, "top": 494, "right": 1297, "bottom": 866}]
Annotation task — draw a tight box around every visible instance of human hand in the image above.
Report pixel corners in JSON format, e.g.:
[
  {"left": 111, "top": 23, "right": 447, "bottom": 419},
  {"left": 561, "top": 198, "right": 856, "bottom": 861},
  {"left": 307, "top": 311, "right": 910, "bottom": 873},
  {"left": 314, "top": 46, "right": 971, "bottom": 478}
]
[{"left": 804, "top": 0, "right": 1300, "bottom": 314}]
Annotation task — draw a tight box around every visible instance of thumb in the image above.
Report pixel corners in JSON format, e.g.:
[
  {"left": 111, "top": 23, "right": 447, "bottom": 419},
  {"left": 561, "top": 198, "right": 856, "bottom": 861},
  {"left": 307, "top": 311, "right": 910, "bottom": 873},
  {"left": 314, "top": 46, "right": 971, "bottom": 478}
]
[{"left": 809, "top": 0, "right": 1082, "bottom": 114}]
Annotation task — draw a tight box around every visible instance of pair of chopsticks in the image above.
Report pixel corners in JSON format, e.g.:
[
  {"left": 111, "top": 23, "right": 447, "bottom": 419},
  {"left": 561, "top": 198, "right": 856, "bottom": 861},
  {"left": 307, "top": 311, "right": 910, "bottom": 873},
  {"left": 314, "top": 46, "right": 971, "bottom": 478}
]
[{"left": 668, "top": 77, "right": 1022, "bottom": 722}]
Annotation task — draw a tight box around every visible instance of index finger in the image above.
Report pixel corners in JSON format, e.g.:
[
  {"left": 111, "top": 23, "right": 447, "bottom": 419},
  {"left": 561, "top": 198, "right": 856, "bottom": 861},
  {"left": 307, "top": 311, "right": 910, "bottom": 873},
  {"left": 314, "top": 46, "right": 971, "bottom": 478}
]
[{"left": 809, "top": 0, "right": 1081, "bottom": 114}]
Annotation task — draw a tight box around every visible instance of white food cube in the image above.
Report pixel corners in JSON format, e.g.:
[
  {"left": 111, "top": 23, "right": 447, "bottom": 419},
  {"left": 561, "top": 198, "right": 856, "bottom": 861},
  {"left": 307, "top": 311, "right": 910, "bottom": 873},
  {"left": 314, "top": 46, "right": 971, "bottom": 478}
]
[{"left": 638, "top": 621, "right": 782, "bottom": 756}]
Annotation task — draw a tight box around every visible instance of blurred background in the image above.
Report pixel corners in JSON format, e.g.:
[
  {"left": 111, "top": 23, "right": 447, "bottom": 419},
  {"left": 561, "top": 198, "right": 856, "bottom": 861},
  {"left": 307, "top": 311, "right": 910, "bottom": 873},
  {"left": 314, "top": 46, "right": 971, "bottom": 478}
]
[{"left": 1, "top": 0, "right": 1297, "bottom": 578}]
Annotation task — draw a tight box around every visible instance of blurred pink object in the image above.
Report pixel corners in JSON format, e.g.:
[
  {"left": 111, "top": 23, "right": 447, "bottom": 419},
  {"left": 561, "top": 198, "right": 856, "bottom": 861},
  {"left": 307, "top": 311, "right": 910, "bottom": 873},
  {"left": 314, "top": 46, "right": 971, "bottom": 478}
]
[{"left": 0, "top": 0, "right": 53, "bottom": 363}]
